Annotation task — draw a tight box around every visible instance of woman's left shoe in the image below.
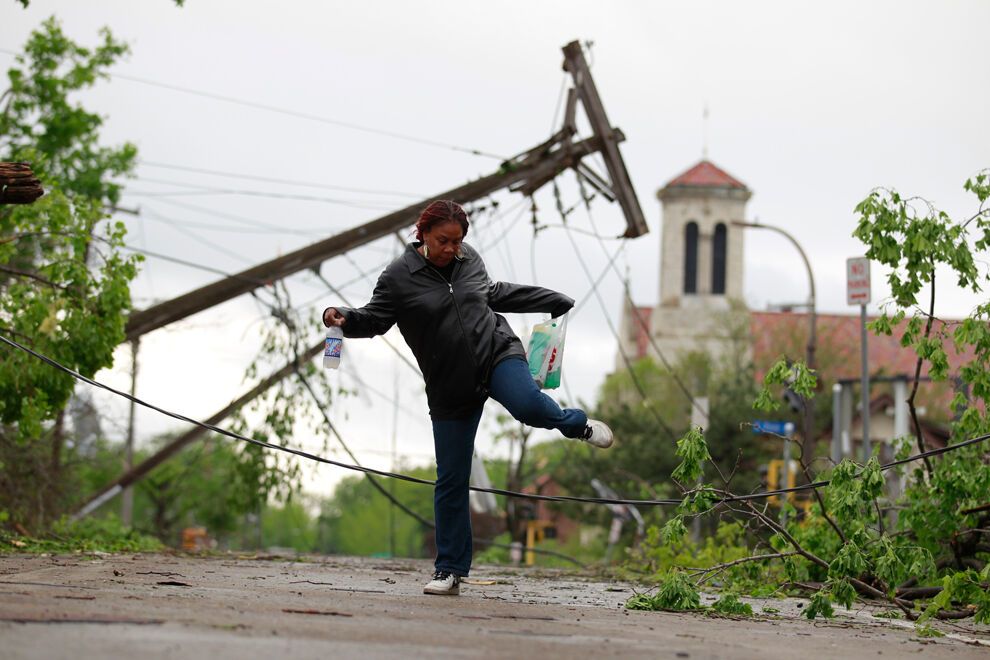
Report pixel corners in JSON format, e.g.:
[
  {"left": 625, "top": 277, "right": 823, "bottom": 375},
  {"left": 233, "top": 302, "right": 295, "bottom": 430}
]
[
  {"left": 582, "top": 419, "right": 614, "bottom": 448},
  {"left": 423, "top": 570, "right": 460, "bottom": 595}
]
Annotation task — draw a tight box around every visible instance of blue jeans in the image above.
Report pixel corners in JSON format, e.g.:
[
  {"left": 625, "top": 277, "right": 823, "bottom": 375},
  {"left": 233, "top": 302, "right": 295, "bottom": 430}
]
[{"left": 432, "top": 357, "right": 587, "bottom": 576}]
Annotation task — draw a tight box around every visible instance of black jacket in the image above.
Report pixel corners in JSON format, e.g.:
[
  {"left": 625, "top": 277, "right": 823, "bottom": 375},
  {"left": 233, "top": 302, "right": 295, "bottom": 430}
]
[{"left": 327, "top": 242, "right": 573, "bottom": 419}]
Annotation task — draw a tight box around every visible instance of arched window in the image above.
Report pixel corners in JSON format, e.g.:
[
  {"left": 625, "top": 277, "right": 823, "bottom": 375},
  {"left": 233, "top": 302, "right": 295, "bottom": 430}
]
[
  {"left": 712, "top": 222, "right": 727, "bottom": 295},
  {"left": 684, "top": 221, "right": 698, "bottom": 294}
]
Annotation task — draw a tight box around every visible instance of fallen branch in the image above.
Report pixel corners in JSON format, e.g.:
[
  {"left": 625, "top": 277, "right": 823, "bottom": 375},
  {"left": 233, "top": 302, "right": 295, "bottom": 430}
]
[
  {"left": 688, "top": 552, "right": 799, "bottom": 586},
  {"left": 736, "top": 500, "right": 917, "bottom": 619},
  {"left": 896, "top": 586, "right": 942, "bottom": 600},
  {"left": 907, "top": 264, "right": 937, "bottom": 478},
  {"left": 282, "top": 608, "right": 352, "bottom": 617},
  {"left": 795, "top": 439, "right": 848, "bottom": 543}
]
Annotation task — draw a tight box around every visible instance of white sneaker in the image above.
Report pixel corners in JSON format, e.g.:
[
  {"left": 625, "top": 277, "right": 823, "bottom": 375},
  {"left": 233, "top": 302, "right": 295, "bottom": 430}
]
[
  {"left": 423, "top": 570, "right": 460, "bottom": 595},
  {"left": 582, "top": 419, "right": 614, "bottom": 448}
]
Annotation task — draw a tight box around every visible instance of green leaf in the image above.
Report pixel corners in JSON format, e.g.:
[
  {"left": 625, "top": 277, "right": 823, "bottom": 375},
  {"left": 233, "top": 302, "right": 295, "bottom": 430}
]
[
  {"left": 660, "top": 516, "right": 688, "bottom": 545},
  {"left": 805, "top": 589, "right": 834, "bottom": 620},
  {"left": 671, "top": 426, "right": 710, "bottom": 483},
  {"left": 654, "top": 571, "right": 702, "bottom": 610},
  {"left": 710, "top": 594, "right": 753, "bottom": 616},
  {"left": 625, "top": 571, "right": 702, "bottom": 612},
  {"left": 829, "top": 578, "right": 857, "bottom": 610},
  {"left": 828, "top": 542, "right": 867, "bottom": 580}
]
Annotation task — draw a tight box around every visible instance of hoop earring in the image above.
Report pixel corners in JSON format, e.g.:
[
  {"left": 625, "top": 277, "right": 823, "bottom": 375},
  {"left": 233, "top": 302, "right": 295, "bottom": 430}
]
[{"left": 423, "top": 244, "right": 430, "bottom": 259}]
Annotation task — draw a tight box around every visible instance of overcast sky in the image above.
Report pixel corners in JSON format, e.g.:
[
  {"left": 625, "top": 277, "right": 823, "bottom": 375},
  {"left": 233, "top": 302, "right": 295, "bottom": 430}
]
[{"left": 4, "top": 1, "right": 988, "bottom": 498}]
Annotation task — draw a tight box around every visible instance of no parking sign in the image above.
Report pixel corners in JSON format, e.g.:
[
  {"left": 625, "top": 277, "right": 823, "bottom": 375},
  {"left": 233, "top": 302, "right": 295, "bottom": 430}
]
[{"left": 847, "top": 257, "right": 871, "bottom": 306}]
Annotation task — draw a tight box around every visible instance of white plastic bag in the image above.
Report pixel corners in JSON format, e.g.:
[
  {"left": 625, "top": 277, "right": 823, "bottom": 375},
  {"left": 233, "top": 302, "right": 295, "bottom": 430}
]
[{"left": 526, "top": 314, "right": 567, "bottom": 389}]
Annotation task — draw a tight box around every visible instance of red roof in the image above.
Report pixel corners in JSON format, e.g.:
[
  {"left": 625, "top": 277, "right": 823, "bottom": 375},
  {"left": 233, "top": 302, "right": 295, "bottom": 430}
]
[
  {"left": 748, "top": 311, "right": 975, "bottom": 382},
  {"left": 664, "top": 160, "right": 747, "bottom": 190},
  {"left": 626, "top": 308, "right": 975, "bottom": 380}
]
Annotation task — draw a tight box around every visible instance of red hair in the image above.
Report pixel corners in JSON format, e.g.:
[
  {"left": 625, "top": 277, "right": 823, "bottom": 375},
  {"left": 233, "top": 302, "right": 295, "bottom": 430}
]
[{"left": 415, "top": 200, "right": 469, "bottom": 242}]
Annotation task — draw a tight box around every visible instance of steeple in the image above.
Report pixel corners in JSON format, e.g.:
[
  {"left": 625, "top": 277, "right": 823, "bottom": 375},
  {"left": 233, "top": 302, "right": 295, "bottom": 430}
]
[
  {"left": 655, "top": 159, "right": 751, "bottom": 308},
  {"left": 702, "top": 103, "right": 709, "bottom": 161},
  {"left": 660, "top": 160, "right": 748, "bottom": 193}
]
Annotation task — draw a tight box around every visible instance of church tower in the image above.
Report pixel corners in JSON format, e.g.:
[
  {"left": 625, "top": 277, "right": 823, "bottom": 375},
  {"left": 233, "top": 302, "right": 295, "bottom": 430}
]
[
  {"left": 642, "top": 160, "right": 752, "bottom": 364},
  {"left": 657, "top": 160, "right": 749, "bottom": 307},
  {"left": 615, "top": 159, "right": 753, "bottom": 370}
]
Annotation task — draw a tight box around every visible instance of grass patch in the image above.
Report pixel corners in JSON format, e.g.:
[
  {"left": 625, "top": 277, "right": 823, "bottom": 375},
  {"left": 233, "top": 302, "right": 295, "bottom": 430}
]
[{"left": 0, "top": 515, "right": 163, "bottom": 554}]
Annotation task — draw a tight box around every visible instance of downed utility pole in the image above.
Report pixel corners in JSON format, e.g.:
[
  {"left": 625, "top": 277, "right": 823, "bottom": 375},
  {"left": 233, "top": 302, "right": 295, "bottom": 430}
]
[
  {"left": 123, "top": 40, "right": 647, "bottom": 341},
  {"left": 77, "top": 40, "right": 647, "bottom": 517},
  {"left": 72, "top": 341, "right": 323, "bottom": 519}
]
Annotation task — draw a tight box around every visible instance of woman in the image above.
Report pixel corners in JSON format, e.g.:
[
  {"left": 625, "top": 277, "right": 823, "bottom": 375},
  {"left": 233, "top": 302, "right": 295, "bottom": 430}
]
[{"left": 323, "top": 200, "right": 613, "bottom": 596}]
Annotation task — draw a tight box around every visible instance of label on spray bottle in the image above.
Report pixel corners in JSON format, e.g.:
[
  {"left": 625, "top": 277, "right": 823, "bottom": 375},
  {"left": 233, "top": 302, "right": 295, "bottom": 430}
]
[{"left": 324, "top": 327, "right": 343, "bottom": 369}]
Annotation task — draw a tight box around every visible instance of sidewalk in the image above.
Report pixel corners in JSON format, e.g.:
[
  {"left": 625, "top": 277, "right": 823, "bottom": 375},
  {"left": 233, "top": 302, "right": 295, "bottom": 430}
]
[{"left": 1, "top": 553, "right": 986, "bottom": 659}]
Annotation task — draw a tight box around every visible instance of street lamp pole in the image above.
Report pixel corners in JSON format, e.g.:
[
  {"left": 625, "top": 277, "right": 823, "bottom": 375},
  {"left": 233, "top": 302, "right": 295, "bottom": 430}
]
[{"left": 732, "top": 220, "right": 818, "bottom": 458}]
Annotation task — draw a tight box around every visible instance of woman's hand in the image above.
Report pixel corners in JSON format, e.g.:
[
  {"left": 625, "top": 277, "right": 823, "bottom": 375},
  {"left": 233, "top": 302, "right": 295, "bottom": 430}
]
[
  {"left": 323, "top": 307, "right": 346, "bottom": 327},
  {"left": 551, "top": 298, "right": 575, "bottom": 319}
]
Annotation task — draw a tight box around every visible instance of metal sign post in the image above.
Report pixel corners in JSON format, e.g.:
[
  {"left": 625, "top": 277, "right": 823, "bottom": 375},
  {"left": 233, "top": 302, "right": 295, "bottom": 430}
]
[
  {"left": 752, "top": 420, "right": 795, "bottom": 525},
  {"left": 847, "top": 257, "right": 872, "bottom": 462},
  {"left": 781, "top": 422, "right": 794, "bottom": 526}
]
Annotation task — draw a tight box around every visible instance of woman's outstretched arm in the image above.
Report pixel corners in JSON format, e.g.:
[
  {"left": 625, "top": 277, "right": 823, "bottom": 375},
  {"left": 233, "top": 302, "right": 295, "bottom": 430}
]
[
  {"left": 324, "top": 272, "right": 397, "bottom": 338},
  {"left": 488, "top": 280, "right": 574, "bottom": 318}
]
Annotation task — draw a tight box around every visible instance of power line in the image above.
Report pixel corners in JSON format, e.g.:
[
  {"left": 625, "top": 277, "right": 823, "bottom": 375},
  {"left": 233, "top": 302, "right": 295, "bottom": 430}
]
[
  {"left": 108, "top": 70, "right": 507, "bottom": 160},
  {"left": 2, "top": 331, "right": 983, "bottom": 508},
  {"left": 126, "top": 197, "right": 406, "bottom": 256},
  {"left": 570, "top": 239, "right": 628, "bottom": 317},
  {"left": 573, "top": 176, "right": 711, "bottom": 422},
  {"left": 115, "top": 236, "right": 390, "bottom": 307},
  {"left": 142, "top": 207, "right": 255, "bottom": 266},
  {"left": 0, "top": 46, "right": 506, "bottom": 161},
  {"left": 288, "top": 255, "right": 394, "bottom": 314},
  {"left": 134, "top": 205, "right": 323, "bottom": 237},
  {"left": 477, "top": 199, "right": 530, "bottom": 254},
  {"left": 138, "top": 160, "right": 424, "bottom": 199},
  {"left": 0, "top": 47, "right": 513, "bottom": 167},
  {"left": 129, "top": 196, "right": 347, "bottom": 238},
  {"left": 552, "top": 190, "right": 681, "bottom": 442},
  {"left": 125, "top": 178, "right": 398, "bottom": 210},
  {"left": 485, "top": 199, "right": 522, "bottom": 282},
  {"left": 543, "top": 180, "right": 677, "bottom": 437},
  {"left": 293, "top": 365, "right": 433, "bottom": 528},
  {"left": 120, "top": 242, "right": 264, "bottom": 284}
]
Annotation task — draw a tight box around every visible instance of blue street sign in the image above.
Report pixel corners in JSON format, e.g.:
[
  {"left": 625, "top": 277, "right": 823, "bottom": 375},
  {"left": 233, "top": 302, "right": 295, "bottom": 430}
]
[{"left": 752, "top": 420, "right": 795, "bottom": 436}]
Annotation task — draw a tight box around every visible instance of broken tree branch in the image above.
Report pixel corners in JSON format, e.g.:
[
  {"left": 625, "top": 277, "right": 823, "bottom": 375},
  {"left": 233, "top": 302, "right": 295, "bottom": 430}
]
[{"left": 908, "top": 265, "right": 936, "bottom": 477}]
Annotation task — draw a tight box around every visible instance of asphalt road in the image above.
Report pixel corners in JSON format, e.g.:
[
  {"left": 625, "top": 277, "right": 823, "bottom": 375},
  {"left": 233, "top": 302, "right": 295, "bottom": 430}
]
[{"left": 0, "top": 553, "right": 987, "bottom": 659}]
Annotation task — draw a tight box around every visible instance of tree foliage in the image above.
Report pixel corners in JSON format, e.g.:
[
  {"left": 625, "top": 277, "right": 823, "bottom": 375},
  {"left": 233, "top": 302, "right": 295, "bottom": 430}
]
[
  {"left": 316, "top": 466, "right": 435, "bottom": 557},
  {"left": 625, "top": 172, "right": 990, "bottom": 630},
  {"left": 0, "top": 18, "right": 140, "bottom": 528},
  {"left": 552, "top": 334, "right": 775, "bottom": 539},
  {"left": 853, "top": 174, "right": 990, "bottom": 626},
  {"left": 70, "top": 434, "right": 281, "bottom": 545}
]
